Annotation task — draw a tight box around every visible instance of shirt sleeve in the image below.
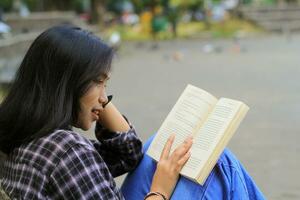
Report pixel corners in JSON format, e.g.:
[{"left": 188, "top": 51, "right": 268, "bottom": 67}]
[
  {"left": 91, "top": 119, "right": 143, "bottom": 177},
  {"left": 48, "top": 144, "right": 124, "bottom": 200}
]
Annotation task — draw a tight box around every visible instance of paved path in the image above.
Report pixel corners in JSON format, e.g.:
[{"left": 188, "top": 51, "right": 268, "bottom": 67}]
[{"left": 94, "top": 35, "right": 299, "bottom": 199}]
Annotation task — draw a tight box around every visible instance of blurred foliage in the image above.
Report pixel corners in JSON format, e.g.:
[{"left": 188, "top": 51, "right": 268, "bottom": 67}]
[
  {"left": 0, "top": 0, "right": 13, "bottom": 11},
  {"left": 0, "top": 0, "right": 80, "bottom": 11},
  {"left": 0, "top": 0, "right": 271, "bottom": 39},
  {"left": 107, "top": 0, "right": 128, "bottom": 14},
  {"left": 131, "top": 0, "right": 145, "bottom": 13},
  {"left": 104, "top": 17, "right": 262, "bottom": 41},
  {"left": 0, "top": 0, "right": 284, "bottom": 13},
  {"left": 0, "top": 88, "right": 6, "bottom": 103},
  {"left": 170, "top": 0, "right": 204, "bottom": 8},
  {"left": 23, "top": 0, "right": 39, "bottom": 10}
]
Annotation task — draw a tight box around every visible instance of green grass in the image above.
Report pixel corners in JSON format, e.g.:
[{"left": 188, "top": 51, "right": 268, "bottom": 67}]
[
  {"left": 0, "top": 88, "right": 6, "bottom": 103},
  {"left": 0, "top": 91, "right": 3, "bottom": 103},
  {"left": 103, "top": 18, "right": 263, "bottom": 41}
]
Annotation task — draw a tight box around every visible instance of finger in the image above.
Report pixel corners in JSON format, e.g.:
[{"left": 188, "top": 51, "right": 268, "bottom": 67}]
[
  {"left": 170, "top": 136, "right": 193, "bottom": 159},
  {"left": 160, "top": 134, "right": 175, "bottom": 160},
  {"left": 177, "top": 151, "right": 191, "bottom": 166}
]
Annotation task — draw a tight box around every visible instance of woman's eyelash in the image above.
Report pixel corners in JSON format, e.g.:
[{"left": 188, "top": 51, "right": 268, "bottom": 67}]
[
  {"left": 94, "top": 79, "right": 103, "bottom": 83},
  {"left": 94, "top": 80, "right": 107, "bottom": 87}
]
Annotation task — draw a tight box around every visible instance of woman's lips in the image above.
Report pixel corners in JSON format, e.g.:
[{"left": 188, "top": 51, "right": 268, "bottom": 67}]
[{"left": 91, "top": 108, "right": 101, "bottom": 121}]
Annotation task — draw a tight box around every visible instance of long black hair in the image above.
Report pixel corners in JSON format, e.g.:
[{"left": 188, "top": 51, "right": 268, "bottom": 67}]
[{"left": 0, "top": 25, "right": 114, "bottom": 154}]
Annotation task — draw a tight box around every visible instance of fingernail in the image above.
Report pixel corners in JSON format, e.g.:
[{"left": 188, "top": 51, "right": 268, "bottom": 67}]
[
  {"left": 170, "top": 134, "right": 175, "bottom": 141},
  {"left": 186, "top": 135, "right": 193, "bottom": 141}
]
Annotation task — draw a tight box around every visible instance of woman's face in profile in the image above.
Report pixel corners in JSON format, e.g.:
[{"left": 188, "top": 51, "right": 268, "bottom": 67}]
[{"left": 76, "top": 74, "right": 110, "bottom": 130}]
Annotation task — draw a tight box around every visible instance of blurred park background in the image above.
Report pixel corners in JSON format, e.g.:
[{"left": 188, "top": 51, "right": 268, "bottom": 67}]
[{"left": 1, "top": 0, "right": 300, "bottom": 199}]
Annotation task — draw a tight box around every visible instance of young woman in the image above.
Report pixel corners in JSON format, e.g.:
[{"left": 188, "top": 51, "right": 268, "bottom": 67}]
[{"left": 0, "top": 25, "right": 192, "bottom": 199}]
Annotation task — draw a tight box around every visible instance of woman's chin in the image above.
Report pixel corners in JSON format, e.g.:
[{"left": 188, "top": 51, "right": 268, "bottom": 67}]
[
  {"left": 73, "top": 121, "right": 91, "bottom": 131},
  {"left": 80, "top": 123, "right": 92, "bottom": 131}
]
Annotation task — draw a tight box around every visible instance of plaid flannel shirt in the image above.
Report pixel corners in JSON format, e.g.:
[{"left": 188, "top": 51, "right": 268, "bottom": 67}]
[{"left": 1, "top": 121, "right": 143, "bottom": 199}]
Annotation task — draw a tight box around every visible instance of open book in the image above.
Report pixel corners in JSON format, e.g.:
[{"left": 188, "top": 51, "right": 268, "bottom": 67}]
[{"left": 146, "top": 84, "right": 249, "bottom": 185}]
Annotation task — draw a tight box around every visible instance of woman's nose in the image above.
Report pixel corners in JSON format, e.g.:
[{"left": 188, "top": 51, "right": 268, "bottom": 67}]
[{"left": 98, "top": 93, "right": 108, "bottom": 106}]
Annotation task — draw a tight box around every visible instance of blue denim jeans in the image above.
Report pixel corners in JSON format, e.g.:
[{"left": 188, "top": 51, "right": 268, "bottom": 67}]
[{"left": 121, "top": 135, "right": 265, "bottom": 200}]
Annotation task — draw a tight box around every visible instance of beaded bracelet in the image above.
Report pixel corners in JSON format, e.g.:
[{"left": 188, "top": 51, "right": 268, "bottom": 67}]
[
  {"left": 144, "top": 191, "right": 167, "bottom": 200},
  {"left": 103, "top": 95, "right": 113, "bottom": 108}
]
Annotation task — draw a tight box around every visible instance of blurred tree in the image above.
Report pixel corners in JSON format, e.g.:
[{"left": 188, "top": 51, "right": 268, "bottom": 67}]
[
  {"left": 0, "top": 0, "right": 90, "bottom": 12},
  {"left": 23, "top": 0, "right": 74, "bottom": 11},
  {"left": 0, "top": 0, "right": 13, "bottom": 12},
  {"left": 131, "top": 0, "right": 144, "bottom": 13},
  {"left": 166, "top": 6, "right": 179, "bottom": 37},
  {"left": 90, "top": 0, "right": 107, "bottom": 24},
  {"left": 170, "top": 0, "right": 211, "bottom": 29},
  {"left": 107, "top": 0, "right": 128, "bottom": 14},
  {"left": 43, "top": 0, "right": 73, "bottom": 10},
  {"left": 5, "top": 0, "right": 76, "bottom": 11}
]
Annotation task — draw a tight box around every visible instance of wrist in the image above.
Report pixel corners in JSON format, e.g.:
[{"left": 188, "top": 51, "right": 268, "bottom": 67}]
[
  {"left": 150, "top": 176, "right": 172, "bottom": 199},
  {"left": 144, "top": 191, "right": 167, "bottom": 200},
  {"left": 149, "top": 186, "right": 169, "bottom": 200}
]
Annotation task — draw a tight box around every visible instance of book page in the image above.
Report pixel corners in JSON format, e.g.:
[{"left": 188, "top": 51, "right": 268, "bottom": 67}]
[
  {"left": 181, "top": 98, "right": 244, "bottom": 177},
  {"left": 147, "top": 85, "right": 218, "bottom": 161},
  {"left": 196, "top": 102, "right": 249, "bottom": 184}
]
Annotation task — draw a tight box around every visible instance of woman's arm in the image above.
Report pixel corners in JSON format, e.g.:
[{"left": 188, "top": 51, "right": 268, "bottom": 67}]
[
  {"left": 97, "top": 102, "right": 130, "bottom": 132},
  {"left": 92, "top": 102, "right": 143, "bottom": 177},
  {"left": 91, "top": 128, "right": 143, "bottom": 177}
]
